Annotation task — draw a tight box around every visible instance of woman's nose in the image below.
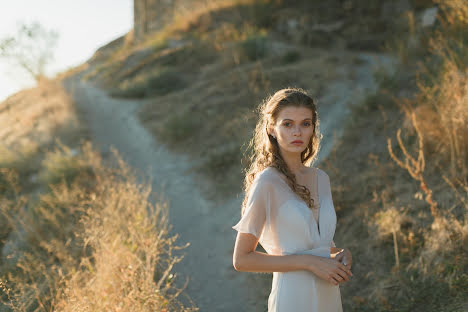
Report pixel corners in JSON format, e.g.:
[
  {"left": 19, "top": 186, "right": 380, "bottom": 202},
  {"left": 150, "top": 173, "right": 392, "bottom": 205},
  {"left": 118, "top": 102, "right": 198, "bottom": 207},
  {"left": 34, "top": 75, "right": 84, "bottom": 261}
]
[{"left": 293, "top": 125, "right": 301, "bottom": 135}]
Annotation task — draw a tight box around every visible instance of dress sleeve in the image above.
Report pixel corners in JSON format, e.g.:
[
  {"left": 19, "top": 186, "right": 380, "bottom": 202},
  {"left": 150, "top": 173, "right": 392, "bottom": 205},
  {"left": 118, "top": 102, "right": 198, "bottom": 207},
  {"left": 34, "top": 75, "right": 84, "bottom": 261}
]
[
  {"left": 320, "top": 169, "right": 338, "bottom": 248},
  {"left": 232, "top": 177, "right": 271, "bottom": 239}
]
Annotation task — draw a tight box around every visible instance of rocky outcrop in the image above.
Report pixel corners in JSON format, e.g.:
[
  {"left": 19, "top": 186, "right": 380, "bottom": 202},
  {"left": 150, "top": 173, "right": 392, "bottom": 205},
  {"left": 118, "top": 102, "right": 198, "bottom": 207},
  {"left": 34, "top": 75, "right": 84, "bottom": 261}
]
[{"left": 134, "top": 0, "right": 178, "bottom": 41}]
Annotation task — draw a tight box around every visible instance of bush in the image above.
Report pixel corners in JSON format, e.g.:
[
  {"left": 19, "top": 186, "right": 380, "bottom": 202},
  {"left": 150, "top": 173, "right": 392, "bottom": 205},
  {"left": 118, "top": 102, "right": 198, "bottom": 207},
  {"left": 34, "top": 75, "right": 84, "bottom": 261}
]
[
  {"left": 240, "top": 33, "right": 269, "bottom": 61},
  {"left": 109, "top": 81, "right": 147, "bottom": 98},
  {"left": 280, "top": 50, "right": 301, "bottom": 64},
  {"left": 160, "top": 113, "right": 199, "bottom": 143},
  {"left": 146, "top": 68, "right": 187, "bottom": 96},
  {"left": 110, "top": 67, "right": 187, "bottom": 98}
]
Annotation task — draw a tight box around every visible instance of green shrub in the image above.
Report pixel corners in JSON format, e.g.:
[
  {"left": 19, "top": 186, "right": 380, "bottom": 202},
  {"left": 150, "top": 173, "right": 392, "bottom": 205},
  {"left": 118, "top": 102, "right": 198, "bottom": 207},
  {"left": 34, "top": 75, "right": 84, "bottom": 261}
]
[
  {"left": 280, "top": 50, "right": 301, "bottom": 64},
  {"left": 160, "top": 113, "right": 199, "bottom": 142},
  {"left": 202, "top": 145, "right": 240, "bottom": 176},
  {"left": 146, "top": 68, "right": 187, "bottom": 96},
  {"left": 110, "top": 67, "right": 187, "bottom": 98},
  {"left": 109, "top": 81, "right": 147, "bottom": 98},
  {"left": 241, "top": 34, "right": 269, "bottom": 61}
]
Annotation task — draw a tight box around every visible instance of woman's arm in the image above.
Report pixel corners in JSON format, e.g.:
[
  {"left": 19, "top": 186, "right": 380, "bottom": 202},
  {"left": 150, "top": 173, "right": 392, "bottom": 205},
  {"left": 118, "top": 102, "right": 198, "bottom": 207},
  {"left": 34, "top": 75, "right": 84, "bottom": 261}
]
[
  {"left": 233, "top": 233, "right": 352, "bottom": 285},
  {"left": 233, "top": 233, "right": 315, "bottom": 272}
]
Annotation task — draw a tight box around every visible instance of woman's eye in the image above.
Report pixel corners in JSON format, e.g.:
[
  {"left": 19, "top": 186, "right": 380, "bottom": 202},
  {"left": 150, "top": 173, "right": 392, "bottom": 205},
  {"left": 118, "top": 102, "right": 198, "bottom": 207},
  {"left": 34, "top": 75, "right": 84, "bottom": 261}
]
[
  {"left": 303, "top": 122, "right": 311, "bottom": 126},
  {"left": 284, "top": 122, "right": 291, "bottom": 127}
]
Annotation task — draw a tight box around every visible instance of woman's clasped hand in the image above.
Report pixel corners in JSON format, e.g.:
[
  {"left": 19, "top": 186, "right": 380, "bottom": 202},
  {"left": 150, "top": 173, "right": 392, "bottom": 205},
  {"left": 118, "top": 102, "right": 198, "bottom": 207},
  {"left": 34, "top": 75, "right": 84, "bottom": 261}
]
[
  {"left": 305, "top": 248, "right": 353, "bottom": 286},
  {"left": 334, "top": 248, "right": 352, "bottom": 271}
]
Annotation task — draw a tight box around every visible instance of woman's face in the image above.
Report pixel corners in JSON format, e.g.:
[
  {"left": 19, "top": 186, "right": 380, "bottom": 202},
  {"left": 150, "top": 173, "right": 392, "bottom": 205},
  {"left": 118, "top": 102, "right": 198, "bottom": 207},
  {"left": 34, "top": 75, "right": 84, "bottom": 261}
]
[{"left": 270, "top": 106, "right": 315, "bottom": 154}]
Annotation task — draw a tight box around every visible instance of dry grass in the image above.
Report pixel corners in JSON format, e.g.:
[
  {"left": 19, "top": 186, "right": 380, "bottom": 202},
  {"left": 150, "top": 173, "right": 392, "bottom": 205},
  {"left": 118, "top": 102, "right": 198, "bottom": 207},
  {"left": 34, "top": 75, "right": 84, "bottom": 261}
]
[
  {"left": 82, "top": 0, "right": 257, "bottom": 84},
  {"left": 413, "top": 53, "right": 468, "bottom": 180},
  {"left": 0, "top": 78, "right": 86, "bottom": 150},
  {"left": 0, "top": 78, "right": 89, "bottom": 196},
  {"left": 0, "top": 141, "right": 197, "bottom": 311},
  {"left": 327, "top": 2, "right": 468, "bottom": 310},
  {"left": 59, "top": 0, "right": 467, "bottom": 310},
  {"left": 0, "top": 77, "right": 197, "bottom": 310}
]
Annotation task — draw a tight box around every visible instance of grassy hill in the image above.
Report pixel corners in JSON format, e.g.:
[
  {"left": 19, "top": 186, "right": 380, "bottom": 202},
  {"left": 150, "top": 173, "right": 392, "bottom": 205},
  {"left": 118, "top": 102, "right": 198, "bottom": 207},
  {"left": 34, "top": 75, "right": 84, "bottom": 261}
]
[
  {"left": 0, "top": 79, "right": 196, "bottom": 310},
  {"left": 75, "top": 0, "right": 467, "bottom": 310},
  {"left": 1, "top": 0, "right": 466, "bottom": 311}
]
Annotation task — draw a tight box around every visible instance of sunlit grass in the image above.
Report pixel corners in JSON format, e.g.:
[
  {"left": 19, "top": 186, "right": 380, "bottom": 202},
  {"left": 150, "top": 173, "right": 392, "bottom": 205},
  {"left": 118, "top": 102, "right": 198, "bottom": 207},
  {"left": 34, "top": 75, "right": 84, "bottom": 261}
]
[
  {"left": 54, "top": 0, "right": 468, "bottom": 310},
  {"left": 0, "top": 77, "right": 196, "bottom": 311},
  {"left": 0, "top": 141, "right": 197, "bottom": 311}
]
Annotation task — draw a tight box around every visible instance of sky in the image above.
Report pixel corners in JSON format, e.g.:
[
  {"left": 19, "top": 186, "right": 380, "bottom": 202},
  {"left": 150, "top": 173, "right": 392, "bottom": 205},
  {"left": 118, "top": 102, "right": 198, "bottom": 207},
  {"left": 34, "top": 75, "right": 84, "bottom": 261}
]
[{"left": 0, "top": 0, "right": 133, "bottom": 102}]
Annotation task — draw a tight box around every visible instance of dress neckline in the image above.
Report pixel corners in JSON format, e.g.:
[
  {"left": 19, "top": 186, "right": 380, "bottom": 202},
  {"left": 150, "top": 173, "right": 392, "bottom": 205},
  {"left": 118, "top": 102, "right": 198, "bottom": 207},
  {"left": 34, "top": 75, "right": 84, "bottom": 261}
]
[
  {"left": 309, "top": 168, "right": 321, "bottom": 237},
  {"left": 268, "top": 166, "right": 322, "bottom": 238},
  {"left": 313, "top": 168, "right": 321, "bottom": 236}
]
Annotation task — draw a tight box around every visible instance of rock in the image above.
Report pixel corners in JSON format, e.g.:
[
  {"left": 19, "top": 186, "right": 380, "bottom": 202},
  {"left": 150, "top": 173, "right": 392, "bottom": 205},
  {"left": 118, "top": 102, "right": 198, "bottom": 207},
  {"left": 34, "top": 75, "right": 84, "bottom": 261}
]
[
  {"left": 167, "top": 38, "right": 186, "bottom": 49},
  {"left": 311, "top": 20, "right": 344, "bottom": 33},
  {"left": 29, "top": 173, "right": 38, "bottom": 183},
  {"left": 421, "top": 7, "right": 438, "bottom": 27},
  {"left": 287, "top": 19, "right": 299, "bottom": 32}
]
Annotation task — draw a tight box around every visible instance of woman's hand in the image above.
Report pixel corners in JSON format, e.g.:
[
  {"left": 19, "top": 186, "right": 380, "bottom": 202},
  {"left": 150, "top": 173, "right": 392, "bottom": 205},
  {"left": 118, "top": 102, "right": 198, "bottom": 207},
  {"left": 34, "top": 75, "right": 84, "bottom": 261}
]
[
  {"left": 305, "top": 255, "right": 352, "bottom": 286},
  {"left": 334, "top": 248, "right": 353, "bottom": 271}
]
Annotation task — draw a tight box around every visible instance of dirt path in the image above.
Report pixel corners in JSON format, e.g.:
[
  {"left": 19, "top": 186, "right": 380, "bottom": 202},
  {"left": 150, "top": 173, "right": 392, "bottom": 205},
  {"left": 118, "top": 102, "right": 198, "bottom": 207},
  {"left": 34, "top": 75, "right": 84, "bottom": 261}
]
[
  {"left": 64, "top": 77, "right": 262, "bottom": 311},
  {"left": 315, "top": 51, "right": 396, "bottom": 162}
]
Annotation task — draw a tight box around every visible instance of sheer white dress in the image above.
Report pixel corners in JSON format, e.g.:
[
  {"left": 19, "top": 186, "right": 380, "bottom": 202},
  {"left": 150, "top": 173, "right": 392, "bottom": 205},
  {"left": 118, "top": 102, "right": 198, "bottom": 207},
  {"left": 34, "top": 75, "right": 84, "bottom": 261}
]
[{"left": 232, "top": 166, "right": 343, "bottom": 312}]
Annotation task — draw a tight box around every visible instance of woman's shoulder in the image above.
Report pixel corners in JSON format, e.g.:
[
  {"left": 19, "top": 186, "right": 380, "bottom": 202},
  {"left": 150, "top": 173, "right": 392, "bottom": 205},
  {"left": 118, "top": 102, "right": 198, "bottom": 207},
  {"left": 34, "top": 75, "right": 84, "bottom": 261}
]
[
  {"left": 258, "top": 166, "right": 328, "bottom": 182},
  {"left": 254, "top": 166, "right": 330, "bottom": 185},
  {"left": 255, "top": 166, "right": 277, "bottom": 181},
  {"left": 248, "top": 168, "right": 287, "bottom": 202},
  {"left": 253, "top": 167, "right": 284, "bottom": 186},
  {"left": 315, "top": 167, "right": 329, "bottom": 179}
]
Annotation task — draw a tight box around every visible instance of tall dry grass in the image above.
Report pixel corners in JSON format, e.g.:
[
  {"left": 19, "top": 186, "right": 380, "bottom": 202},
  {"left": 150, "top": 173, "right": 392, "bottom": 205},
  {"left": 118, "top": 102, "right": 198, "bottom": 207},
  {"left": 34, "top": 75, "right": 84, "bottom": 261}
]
[
  {"left": 373, "top": 0, "right": 468, "bottom": 309},
  {"left": 0, "top": 78, "right": 85, "bottom": 150},
  {"left": 322, "top": 2, "right": 468, "bottom": 310},
  {"left": 0, "top": 140, "right": 197, "bottom": 311}
]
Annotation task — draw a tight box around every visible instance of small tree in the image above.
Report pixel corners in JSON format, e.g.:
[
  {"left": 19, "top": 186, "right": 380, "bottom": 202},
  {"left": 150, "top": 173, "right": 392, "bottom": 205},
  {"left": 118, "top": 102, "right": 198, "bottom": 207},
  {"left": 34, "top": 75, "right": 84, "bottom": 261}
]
[{"left": 0, "top": 21, "right": 59, "bottom": 82}]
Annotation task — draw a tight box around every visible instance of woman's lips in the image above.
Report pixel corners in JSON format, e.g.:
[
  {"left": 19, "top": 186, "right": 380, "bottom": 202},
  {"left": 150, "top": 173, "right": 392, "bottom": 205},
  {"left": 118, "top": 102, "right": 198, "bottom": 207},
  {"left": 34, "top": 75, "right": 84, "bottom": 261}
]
[{"left": 291, "top": 140, "right": 303, "bottom": 145}]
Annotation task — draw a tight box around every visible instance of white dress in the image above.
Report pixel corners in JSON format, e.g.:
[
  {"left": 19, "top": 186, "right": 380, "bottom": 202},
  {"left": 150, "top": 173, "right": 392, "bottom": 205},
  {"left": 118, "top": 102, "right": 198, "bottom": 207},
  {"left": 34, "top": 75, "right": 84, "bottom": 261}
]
[{"left": 232, "top": 166, "right": 343, "bottom": 312}]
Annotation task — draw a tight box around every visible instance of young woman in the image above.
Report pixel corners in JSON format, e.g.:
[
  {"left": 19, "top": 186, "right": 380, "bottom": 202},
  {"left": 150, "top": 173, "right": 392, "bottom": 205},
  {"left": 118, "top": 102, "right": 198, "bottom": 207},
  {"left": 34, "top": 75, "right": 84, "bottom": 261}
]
[{"left": 232, "top": 88, "right": 352, "bottom": 311}]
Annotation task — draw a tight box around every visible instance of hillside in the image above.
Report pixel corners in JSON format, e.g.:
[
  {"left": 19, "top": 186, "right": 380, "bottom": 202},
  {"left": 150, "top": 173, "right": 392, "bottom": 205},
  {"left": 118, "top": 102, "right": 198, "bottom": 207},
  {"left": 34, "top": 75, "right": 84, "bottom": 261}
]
[
  {"left": 2, "top": 0, "right": 467, "bottom": 311},
  {"left": 73, "top": 0, "right": 467, "bottom": 311},
  {"left": 0, "top": 76, "right": 196, "bottom": 310},
  {"left": 81, "top": 0, "right": 410, "bottom": 200}
]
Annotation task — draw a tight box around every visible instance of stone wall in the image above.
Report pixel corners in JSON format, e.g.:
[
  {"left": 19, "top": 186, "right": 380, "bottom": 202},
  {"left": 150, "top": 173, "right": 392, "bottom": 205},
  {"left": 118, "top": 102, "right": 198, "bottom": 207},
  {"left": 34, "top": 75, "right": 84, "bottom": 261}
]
[
  {"left": 134, "top": 0, "right": 197, "bottom": 42},
  {"left": 134, "top": 0, "right": 172, "bottom": 41}
]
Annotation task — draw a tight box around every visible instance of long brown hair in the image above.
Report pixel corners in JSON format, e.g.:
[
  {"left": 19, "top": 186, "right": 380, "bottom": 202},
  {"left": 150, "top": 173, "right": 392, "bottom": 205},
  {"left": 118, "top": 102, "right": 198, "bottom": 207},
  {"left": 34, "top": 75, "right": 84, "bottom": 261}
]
[{"left": 241, "top": 87, "right": 323, "bottom": 214}]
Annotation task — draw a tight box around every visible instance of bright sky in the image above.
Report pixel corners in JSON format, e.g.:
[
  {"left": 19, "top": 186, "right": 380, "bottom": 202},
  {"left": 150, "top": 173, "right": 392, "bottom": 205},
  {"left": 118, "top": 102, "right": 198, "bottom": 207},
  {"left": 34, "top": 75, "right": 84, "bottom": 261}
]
[{"left": 0, "top": 0, "right": 132, "bottom": 102}]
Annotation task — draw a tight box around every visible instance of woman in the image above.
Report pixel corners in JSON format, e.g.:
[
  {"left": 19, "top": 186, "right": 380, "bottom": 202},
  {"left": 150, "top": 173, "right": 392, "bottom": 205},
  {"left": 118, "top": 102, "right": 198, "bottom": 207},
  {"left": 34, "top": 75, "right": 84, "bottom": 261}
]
[{"left": 232, "top": 88, "right": 352, "bottom": 311}]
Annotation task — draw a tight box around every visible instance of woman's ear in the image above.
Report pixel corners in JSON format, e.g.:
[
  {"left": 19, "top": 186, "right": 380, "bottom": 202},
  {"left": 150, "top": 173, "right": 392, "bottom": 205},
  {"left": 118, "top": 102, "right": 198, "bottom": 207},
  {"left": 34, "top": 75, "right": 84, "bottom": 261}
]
[
  {"left": 269, "top": 129, "right": 276, "bottom": 139},
  {"left": 268, "top": 126, "right": 276, "bottom": 138}
]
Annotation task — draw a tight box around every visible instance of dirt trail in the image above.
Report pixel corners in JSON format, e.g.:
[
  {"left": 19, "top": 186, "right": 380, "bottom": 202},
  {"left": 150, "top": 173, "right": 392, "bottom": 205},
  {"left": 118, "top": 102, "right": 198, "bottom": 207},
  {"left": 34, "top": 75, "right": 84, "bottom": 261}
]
[
  {"left": 315, "top": 52, "right": 396, "bottom": 162},
  {"left": 64, "top": 78, "right": 260, "bottom": 312}
]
